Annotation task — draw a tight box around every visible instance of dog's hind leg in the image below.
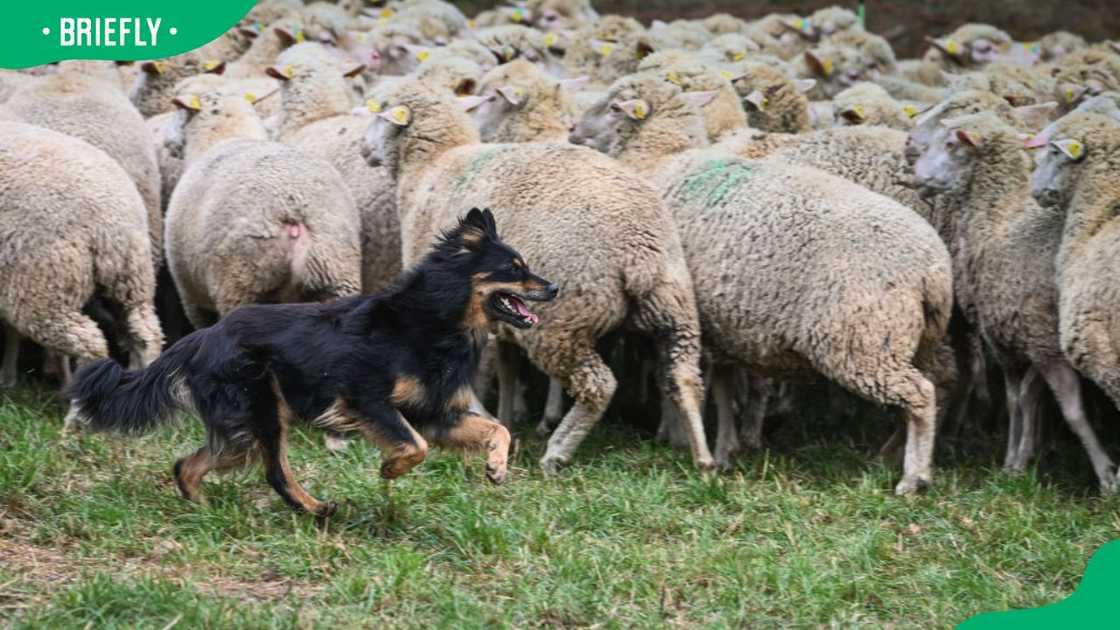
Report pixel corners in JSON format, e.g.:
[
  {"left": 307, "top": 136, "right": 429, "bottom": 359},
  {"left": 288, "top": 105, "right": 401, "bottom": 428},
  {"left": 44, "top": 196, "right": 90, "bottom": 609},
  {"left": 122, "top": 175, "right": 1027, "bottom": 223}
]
[
  {"left": 432, "top": 413, "right": 512, "bottom": 485},
  {"left": 173, "top": 441, "right": 254, "bottom": 505},
  {"left": 257, "top": 387, "right": 336, "bottom": 517}
]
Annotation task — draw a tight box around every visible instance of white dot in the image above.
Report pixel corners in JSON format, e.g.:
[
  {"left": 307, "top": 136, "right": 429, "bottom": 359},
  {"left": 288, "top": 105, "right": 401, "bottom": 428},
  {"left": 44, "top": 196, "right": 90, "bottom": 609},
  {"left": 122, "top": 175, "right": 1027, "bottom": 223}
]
[
  {"left": 169, "top": 27, "right": 178, "bottom": 36},
  {"left": 41, "top": 27, "right": 50, "bottom": 35}
]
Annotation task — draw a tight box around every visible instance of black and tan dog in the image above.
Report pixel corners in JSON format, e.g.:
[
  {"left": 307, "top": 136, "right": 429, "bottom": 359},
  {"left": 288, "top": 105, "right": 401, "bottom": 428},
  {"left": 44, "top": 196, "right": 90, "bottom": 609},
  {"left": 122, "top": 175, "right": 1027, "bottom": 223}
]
[{"left": 65, "top": 209, "right": 557, "bottom": 516}]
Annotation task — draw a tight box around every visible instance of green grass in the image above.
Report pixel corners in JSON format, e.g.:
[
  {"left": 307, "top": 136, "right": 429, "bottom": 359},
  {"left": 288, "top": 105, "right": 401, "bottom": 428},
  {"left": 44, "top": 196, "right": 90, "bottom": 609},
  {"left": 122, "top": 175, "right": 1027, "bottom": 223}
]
[{"left": 1, "top": 387, "right": 1117, "bottom": 628}]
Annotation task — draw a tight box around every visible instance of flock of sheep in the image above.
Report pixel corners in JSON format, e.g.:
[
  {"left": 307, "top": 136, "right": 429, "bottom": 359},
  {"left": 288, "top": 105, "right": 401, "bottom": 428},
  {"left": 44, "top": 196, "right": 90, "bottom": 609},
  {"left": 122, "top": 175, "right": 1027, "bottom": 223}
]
[{"left": 2, "top": 0, "right": 1119, "bottom": 495}]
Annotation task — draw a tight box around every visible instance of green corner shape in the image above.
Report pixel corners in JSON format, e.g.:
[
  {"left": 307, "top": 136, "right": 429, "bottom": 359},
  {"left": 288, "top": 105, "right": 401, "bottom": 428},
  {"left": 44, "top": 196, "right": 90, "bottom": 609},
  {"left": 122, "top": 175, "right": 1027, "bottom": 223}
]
[{"left": 959, "top": 539, "right": 1120, "bottom": 629}]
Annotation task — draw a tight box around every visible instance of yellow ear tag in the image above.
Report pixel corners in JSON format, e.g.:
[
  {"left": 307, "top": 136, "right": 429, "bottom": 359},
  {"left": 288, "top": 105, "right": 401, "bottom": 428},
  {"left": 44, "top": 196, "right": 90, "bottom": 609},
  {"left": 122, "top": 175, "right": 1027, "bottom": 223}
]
[
  {"left": 544, "top": 33, "right": 557, "bottom": 47},
  {"left": 416, "top": 49, "right": 430, "bottom": 62},
  {"left": 244, "top": 92, "right": 257, "bottom": 103},
  {"left": 666, "top": 71, "right": 682, "bottom": 86},
  {"left": 390, "top": 105, "right": 410, "bottom": 125},
  {"left": 1065, "top": 87, "right": 1076, "bottom": 103},
  {"left": 203, "top": 59, "right": 221, "bottom": 71},
  {"left": 379, "top": 8, "right": 394, "bottom": 18},
  {"left": 1066, "top": 140, "right": 1083, "bottom": 159},
  {"left": 283, "top": 65, "right": 295, "bottom": 78},
  {"left": 821, "top": 58, "right": 834, "bottom": 76},
  {"left": 903, "top": 104, "right": 918, "bottom": 118},
  {"left": 732, "top": 50, "right": 746, "bottom": 61},
  {"left": 366, "top": 99, "right": 382, "bottom": 113},
  {"left": 467, "top": 19, "right": 477, "bottom": 29},
  {"left": 511, "top": 9, "right": 523, "bottom": 22},
  {"left": 852, "top": 105, "right": 866, "bottom": 119},
  {"left": 632, "top": 102, "right": 647, "bottom": 119},
  {"left": 599, "top": 43, "right": 613, "bottom": 57},
  {"left": 945, "top": 39, "right": 960, "bottom": 55},
  {"left": 153, "top": 61, "right": 167, "bottom": 74},
  {"left": 761, "top": 96, "right": 769, "bottom": 108},
  {"left": 795, "top": 18, "right": 806, "bottom": 31},
  {"left": 189, "top": 95, "right": 201, "bottom": 110},
  {"left": 294, "top": 29, "right": 305, "bottom": 43},
  {"left": 719, "top": 70, "right": 734, "bottom": 80}
]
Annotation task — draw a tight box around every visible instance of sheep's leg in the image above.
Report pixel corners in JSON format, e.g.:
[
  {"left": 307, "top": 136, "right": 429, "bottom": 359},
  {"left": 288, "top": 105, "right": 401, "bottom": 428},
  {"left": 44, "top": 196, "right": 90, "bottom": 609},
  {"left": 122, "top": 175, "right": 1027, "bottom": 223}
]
[
  {"left": 1001, "top": 368, "right": 1024, "bottom": 471},
  {"left": 740, "top": 373, "right": 770, "bottom": 450},
  {"left": 657, "top": 398, "right": 690, "bottom": 448},
  {"left": 15, "top": 309, "right": 108, "bottom": 386},
  {"left": 1008, "top": 367, "right": 1045, "bottom": 473},
  {"left": 712, "top": 366, "right": 740, "bottom": 470},
  {"left": 1039, "top": 362, "right": 1117, "bottom": 493},
  {"left": 536, "top": 378, "right": 565, "bottom": 437},
  {"left": 122, "top": 302, "right": 164, "bottom": 369},
  {"left": 0, "top": 322, "right": 19, "bottom": 388},
  {"left": 496, "top": 340, "right": 520, "bottom": 427},
  {"left": 536, "top": 340, "right": 617, "bottom": 474}
]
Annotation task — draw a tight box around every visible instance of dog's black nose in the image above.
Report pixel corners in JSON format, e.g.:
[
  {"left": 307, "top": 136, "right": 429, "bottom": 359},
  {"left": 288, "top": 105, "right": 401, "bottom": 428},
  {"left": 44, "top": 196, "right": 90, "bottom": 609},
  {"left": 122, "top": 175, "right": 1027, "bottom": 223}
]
[{"left": 547, "top": 283, "right": 560, "bottom": 299}]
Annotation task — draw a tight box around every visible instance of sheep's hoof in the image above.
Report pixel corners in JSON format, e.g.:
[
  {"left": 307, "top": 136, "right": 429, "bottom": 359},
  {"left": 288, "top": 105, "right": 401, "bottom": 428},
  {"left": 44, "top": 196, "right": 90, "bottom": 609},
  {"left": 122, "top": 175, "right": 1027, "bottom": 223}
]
[
  {"left": 1098, "top": 469, "right": 1119, "bottom": 495},
  {"left": 539, "top": 454, "right": 569, "bottom": 476},
  {"left": 714, "top": 455, "right": 735, "bottom": 473},
  {"left": 894, "top": 475, "right": 931, "bottom": 496},
  {"left": 696, "top": 457, "right": 718, "bottom": 474},
  {"left": 1002, "top": 461, "right": 1027, "bottom": 475}
]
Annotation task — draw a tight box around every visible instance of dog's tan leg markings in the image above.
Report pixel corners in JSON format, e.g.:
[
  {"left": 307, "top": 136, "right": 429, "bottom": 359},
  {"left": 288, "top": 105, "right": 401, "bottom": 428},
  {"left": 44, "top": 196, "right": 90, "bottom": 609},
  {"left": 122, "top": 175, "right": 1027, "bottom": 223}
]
[
  {"left": 434, "top": 413, "right": 512, "bottom": 484},
  {"left": 390, "top": 375, "right": 426, "bottom": 408},
  {"left": 357, "top": 416, "right": 429, "bottom": 480},
  {"left": 173, "top": 445, "right": 253, "bottom": 505},
  {"left": 264, "top": 381, "right": 335, "bottom": 516}
]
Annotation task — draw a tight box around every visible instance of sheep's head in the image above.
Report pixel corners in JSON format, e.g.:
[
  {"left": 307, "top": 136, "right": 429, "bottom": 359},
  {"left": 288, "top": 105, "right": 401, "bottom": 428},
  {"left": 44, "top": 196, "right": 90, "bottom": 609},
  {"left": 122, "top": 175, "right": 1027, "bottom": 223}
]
[
  {"left": 912, "top": 112, "right": 1012, "bottom": 199},
  {"left": 166, "top": 92, "right": 268, "bottom": 161},
  {"left": 1028, "top": 113, "right": 1118, "bottom": 208},
  {"left": 569, "top": 72, "right": 715, "bottom": 160},
  {"left": 926, "top": 24, "right": 1012, "bottom": 68},
  {"left": 802, "top": 44, "right": 869, "bottom": 98},
  {"left": 465, "top": 59, "right": 585, "bottom": 142},
  {"left": 904, "top": 90, "right": 1014, "bottom": 165}
]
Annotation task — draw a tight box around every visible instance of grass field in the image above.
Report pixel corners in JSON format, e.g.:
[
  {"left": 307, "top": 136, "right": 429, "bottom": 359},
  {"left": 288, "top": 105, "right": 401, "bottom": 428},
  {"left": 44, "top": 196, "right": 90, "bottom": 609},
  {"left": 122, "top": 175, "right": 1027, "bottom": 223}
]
[{"left": 1, "top": 386, "right": 1118, "bottom": 628}]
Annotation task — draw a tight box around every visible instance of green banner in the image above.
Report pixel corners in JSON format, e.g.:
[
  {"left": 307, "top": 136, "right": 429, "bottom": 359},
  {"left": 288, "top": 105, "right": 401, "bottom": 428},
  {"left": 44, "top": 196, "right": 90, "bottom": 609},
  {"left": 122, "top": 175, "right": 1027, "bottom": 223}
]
[{"left": 1, "top": 1, "right": 256, "bottom": 69}]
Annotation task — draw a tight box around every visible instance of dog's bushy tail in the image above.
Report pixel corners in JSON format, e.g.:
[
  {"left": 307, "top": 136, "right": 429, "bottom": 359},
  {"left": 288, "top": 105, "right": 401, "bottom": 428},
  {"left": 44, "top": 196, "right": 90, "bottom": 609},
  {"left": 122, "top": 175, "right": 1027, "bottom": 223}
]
[{"left": 65, "top": 331, "right": 203, "bottom": 434}]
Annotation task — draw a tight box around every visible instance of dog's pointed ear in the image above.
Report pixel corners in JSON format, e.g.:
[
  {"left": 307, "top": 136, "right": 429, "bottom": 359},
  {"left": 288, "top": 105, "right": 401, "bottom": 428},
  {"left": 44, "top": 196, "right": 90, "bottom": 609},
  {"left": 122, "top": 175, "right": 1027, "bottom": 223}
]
[
  {"left": 459, "top": 208, "right": 493, "bottom": 250},
  {"left": 481, "top": 208, "right": 498, "bottom": 237}
]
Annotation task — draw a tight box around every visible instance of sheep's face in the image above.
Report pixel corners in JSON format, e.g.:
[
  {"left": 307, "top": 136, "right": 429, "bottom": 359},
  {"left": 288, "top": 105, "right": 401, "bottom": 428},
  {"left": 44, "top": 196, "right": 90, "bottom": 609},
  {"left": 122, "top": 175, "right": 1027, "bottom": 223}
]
[
  {"left": 912, "top": 124, "right": 978, "bottom": 198},
  {"left": 568, "top": 93, "right": 644, "bottom": 156},
  {"left": 1031, "top": 134, "right": 1087, "bottom": 208},
  {"left": 360, "top": 102, "right": 410, "bottom": 172},
  {"left": 905, "top": 101, "right": 954, "bottom": 165},
  {"left": 467, "top": 89, "right": 510, "bottom": 141}
]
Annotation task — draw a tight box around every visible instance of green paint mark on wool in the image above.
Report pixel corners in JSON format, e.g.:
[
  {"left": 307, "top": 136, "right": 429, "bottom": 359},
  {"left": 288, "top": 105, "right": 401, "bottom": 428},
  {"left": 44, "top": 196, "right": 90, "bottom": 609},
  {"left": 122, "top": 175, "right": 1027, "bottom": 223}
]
[
  {"left": 681, "top": 159, "right": 755, "bottom": 207},
  {"left": 454, "top": 147, "right": 502, "bottom": 192}
]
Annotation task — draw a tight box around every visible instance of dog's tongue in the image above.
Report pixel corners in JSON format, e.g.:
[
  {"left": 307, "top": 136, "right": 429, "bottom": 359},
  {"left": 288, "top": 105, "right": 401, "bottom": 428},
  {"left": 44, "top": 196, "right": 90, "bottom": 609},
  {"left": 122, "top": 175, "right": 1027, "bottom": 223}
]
[{"left": 510, "top": 297, "right": 539, "bottom": 326}]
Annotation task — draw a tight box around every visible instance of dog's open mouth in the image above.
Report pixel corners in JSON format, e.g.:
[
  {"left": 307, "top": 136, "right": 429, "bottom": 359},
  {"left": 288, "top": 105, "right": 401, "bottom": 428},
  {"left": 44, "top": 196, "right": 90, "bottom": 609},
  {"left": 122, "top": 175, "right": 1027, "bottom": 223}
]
[{"left": 490, "top": 291, "right": 540, "bottom": 328}]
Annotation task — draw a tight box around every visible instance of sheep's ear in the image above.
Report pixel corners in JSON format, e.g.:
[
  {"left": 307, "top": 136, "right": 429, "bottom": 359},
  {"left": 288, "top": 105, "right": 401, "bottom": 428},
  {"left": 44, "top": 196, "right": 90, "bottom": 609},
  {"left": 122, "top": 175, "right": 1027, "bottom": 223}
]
[
  {"left": 172, "top": 94, "right": 202, "bottom": 111},
  {"left": 1059, "top": 82, "right": 1087, "bottom": 105},
  {"left": 379, "top": 104, "right": 412, "bottom": 126},
  {"left": 743, "top": 89, "right": 768, "bottom": 111},
  {"left": 804, "top": 50, "right": 833, "bottom": 77},
  {"left": 613, "top": 98, "right": 649, "bottom": 120},
  {"left": 275, "top": 26, "right": 305, "bottom": 46},
  {"left": 455, "top": 79, "right": 477, "bottom": 96},
  {"left": 782, "top": 17, "right": 814, "bottom": 39},
  {"left": 558, "top": 75, "right": 589, "bottom": 92},
  {"left": 926, "top": 36, "right": 962, "bottom": 59},
  {"left": 955, "top": 129, "right": 982, "bottom": 147},
  {"left": 457, "top": 94, "right": 489, "bottom": 111},
  {"left": 792, "top": 78, "right": 816, "bottom": 93},
  {"left": 839, "top": 105, "right": 866, "bottom": 123},
  {"left": 590, "top": 39, "right": 614, "bottom": 58},
  {"left": 342, "top": 63, "right": 366, "bottom": 78},
  {"left": 1023, "top": 130, "right": 1050, "bottom": 148},
  {"left": 141, "top": 60, "right": 167, "bottom": 75},
  {"left": 404, "top": 44, "right": 431, "bottom": 63},
  {"left": 682, "top": 90, "right": 719, "bottom": 109},
  {"left": 202, "top": 59, "right": 226, "bottom": 74},
  {"left": 364, "top": 98, "right": 382, "bottom": 113},
  {"left": 1013, "top": 101, "right": 1057, "bottom": 129},
  {"left": 1053, "top": 138, "right": 1085, "bottom": 161},
  {"left": 265, "top": 65, "right": 295, "bottom": 81},
  {"left": 635, "top": 39, "right": 656, "bottom": 60},
  {"left": 238, "top": 22, "right": 262, "bottom": 38},
  {"left": 496, "top": 85, "right": 524, "bottom": 107}
]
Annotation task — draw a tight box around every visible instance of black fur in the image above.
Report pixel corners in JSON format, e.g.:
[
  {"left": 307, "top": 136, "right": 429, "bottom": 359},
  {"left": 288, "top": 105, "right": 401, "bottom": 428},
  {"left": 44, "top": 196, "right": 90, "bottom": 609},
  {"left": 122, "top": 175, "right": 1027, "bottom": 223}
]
[{"left": 66, "top": 208, "right": 557, "bottom": 507}]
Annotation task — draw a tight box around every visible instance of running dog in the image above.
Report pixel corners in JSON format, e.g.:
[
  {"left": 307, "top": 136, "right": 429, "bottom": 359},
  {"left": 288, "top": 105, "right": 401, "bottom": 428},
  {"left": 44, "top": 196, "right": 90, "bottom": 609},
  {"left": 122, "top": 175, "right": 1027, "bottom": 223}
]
[{"left": 65, "top": 208, "right": 558, "bottom": 516}]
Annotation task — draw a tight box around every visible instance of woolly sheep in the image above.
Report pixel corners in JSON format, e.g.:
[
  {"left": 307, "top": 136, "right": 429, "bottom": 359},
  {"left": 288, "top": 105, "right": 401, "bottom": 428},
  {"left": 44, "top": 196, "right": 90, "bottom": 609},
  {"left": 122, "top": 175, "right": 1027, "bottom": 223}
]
[
  {"left": 130, "top": 54, "right": 229, "bottom": 117},
  {"left": 726, "top": 61, "right": 814, "bottom": 133},
  {"left": 1038, "top": 31, "right": 1088, "bottom": 63},
  {"left": 832, "top": 82, "right": 912, "bottom": 130},
  {"left": 1030, "top": 114, "right": 1120, "bottom": 453},
  {"left": 409, "top": 51, "right": 486, "bottom": 97},
  {"left": 562, "top": 16, "right": 650, "bottom": 87},
  {"left": 0, "top": 71, "right": 162, "bottom": 268},
  {"left": 571, "top": 73, "right": 952, "bottom": 492},
  {"left": 468, "top": 59, "right": 583, "bottom": 142},
  {"left": 948, "top": 63, "right": 1055, "bottom": 107},
  {"left": 0, "top": 122, "right": 163, "bottom": 387},
  {"left": 473, "top": 25, "right": 565, "bottom": 77},
  {"left": 269, "top": 44, "right": 399, "bottom": 295},
  {"left": 828, "top": 29, "right": 895, "bottom": 74},
  {"left": 361, "top": 80, "right": 716, "bottom": 473},
  {"left": 906, "top": 24, "right": 1013, "bottom": 87},
  {"left": 912, "top": 112, "right": 1115, "bottom": 491},
  {"left": 636, "top": 53, "right": 746, "bottom": 141},
  {"left": 522, "top": 0, "right": 598, "bottom": 31},
  {"left": 164, "top": 92, "right": 362, "bottom": 325},
  {"left": 795, "top": 42, "right": 871, "bottom": 99}
]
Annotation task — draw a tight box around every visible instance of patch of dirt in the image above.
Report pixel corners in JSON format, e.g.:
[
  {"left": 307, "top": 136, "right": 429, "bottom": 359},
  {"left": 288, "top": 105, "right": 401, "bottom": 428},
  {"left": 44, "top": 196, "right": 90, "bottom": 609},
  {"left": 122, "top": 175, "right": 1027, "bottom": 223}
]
[{"left": 0, "top": 533, "right": 323, "bottom": 608}]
